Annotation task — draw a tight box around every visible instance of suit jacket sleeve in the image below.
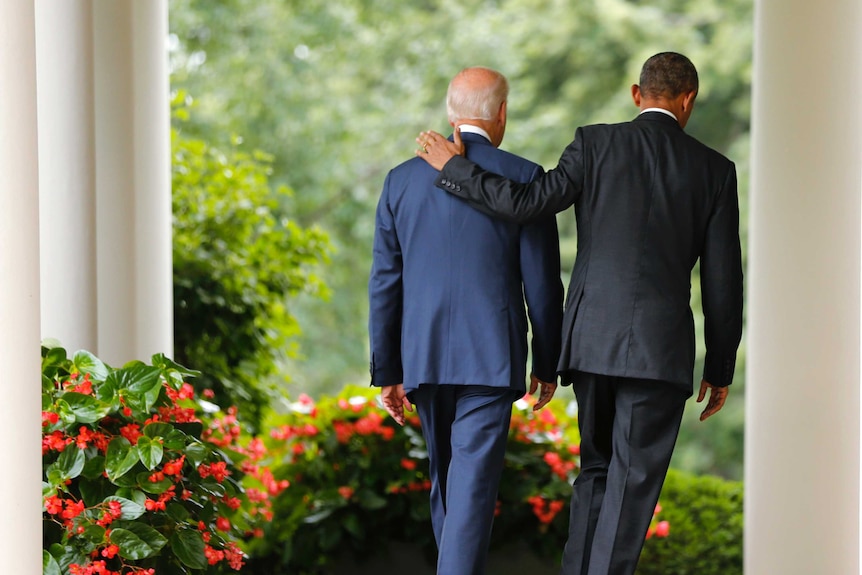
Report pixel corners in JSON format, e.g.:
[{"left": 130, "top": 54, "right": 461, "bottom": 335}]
[
  {"left": 700, "top": 164, "right": 744, "bottom": 387},
  {"left": 518, "top": 166, "right": 564, "bottom": 382},
  {"left": 435, "top": 129, "right": 587, "bottom": 223},
  {"left": 368, "top": 173, "right": 404, "bottom": 387}
]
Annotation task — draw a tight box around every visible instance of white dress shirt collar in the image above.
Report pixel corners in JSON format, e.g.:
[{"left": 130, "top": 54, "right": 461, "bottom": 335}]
[
  {"left": 456, "top": 123, "right": 492, "bottom": 143},
  {"left": 639, "top": 107, "right": 678, "bottom": 122}
]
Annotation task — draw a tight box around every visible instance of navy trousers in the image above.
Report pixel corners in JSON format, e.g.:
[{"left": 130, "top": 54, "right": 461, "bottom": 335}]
[
  {"left": 412, "top": 384, "right": 516, "bottom": 575},
  {"left": 560, "top": 372, "right": 688, "bottom": 575}
]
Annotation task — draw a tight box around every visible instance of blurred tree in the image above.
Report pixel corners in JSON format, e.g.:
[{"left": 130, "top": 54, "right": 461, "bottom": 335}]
[
  {"left": 172, "top": 94, "right": 330, "bottom": 429},
  {"left": 168, "top": 0, "right": 752, "bottom": 478}
]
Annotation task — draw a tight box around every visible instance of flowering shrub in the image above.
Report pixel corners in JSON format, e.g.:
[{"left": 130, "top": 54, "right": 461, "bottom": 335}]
[
  {"left": 240, "top": 386, "right": 669, "bottom": 574},
  {"left": 41, "top": 344, "right": 286, "bottom": 575}
]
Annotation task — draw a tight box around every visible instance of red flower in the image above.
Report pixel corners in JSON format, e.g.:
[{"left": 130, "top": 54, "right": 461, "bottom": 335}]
[
  {"left": 338, "top": 486, "right": 354, "bottom": 500},
  {"left": 655, "top": 520, "right": 670, "bottom": 538},
  {"left": 100, "top": 545, "right": 119, "bottom": 559},
  {"left": 119, "top": 423, "right": 141, "bottom": 444},
  {"left": 204, "top": 545, "right": 225, "bottom": 565},
  {"left": 163, "top": 455, "right": 186, "bottom": 476},
  {"left": 198, "top": 461, "right": 230, "bottom": 482},
  {"left": 42, "top": 411, "right": 59, "bottom": 426},
  {"left": 61, "top": 499, "right": 85, "bottom": 520},
  {"left": 224, "top": 541, "right": 246, "bottom": 570},
  {"left": 400, "top": 458, "right": 417, "bottom": 471},
  {"left": 42, "top": 430, "right": 71, "bottom": 455},
  {"left": 45, "top": 495, "right": 64, "bottom": 515},
  {"left": 216, "top": 516, "right": 231, "bottom": 532}
]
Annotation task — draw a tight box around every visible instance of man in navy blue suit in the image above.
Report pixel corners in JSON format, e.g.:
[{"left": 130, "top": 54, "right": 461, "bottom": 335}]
[{"left": 368, "top": 66, "right": 564, "bottom": 575}]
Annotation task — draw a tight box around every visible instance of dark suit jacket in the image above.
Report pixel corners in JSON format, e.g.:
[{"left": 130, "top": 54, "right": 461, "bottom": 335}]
[
  {"left": 435, "top": 112, "right": 743, "bottom": 392},
  {"left": 369, "top": 132, "right": 563, "bottom": 395}
]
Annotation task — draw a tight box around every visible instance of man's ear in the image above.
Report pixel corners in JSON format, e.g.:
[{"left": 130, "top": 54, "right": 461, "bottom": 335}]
[
  {"left": 631, "top": 84, "right": 642, "bottom": 107},
  {"left": 498, "top": 100, "right": 507, "bottom": 124},
  {"left": 682, "top": 90, "right": 697, "bottom": 113}
]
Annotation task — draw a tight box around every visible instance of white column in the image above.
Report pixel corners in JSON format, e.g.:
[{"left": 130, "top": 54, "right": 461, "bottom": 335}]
[
  {"left": 0, "top": 1, "right": 44, "bottom": 572},
  {"left": 747, "top": 0, "right": 862, "bottom": 573},
  {"left": 36, "top": 0, "right": 98, "bottom": 353},
  {"left": 132, "top": 0, "right": 174, "bottom": 361},
  {"left": 93, "top": 0, "right": 173, "bottom": 364}
]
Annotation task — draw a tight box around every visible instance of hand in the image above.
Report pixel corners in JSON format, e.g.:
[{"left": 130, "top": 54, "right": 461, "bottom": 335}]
[
  {"left": 380, "top": 383, "right": 413, "bottom": 426},
  {"left": 415, "top": 128, "right": 464, "bottom": 170},
  {"left": 696, "top": 379, "right": 729, "bottom": 421},
  {"left": 528, "top": 373, "right": 557, "bottom": 411}
]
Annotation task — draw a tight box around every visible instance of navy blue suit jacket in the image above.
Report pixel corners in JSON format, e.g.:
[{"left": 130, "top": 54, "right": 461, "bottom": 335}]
[{"left": 368, "top": 132, "right": 563, "bottom": 395}]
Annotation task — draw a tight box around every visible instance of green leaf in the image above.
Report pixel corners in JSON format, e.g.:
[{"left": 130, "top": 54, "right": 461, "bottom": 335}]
[
  {"left": 110, "top": 523, "right": 168, "bottom": 560},
  {"left": 72, "top": 350, "right": 110, "bottom": 381},
  {"left": 43, "top": 550, "right": 61, "bottom": 575},
  {"left": 143, "top": 422, "right": 174, "bottom": 439},
  {"left": 137, "top": 471, "right": 174, "bottom": 494},
  {"left": 356, "top": 488, "right": 387, "bottom": 510},
  {"left": 114, "top": 488, "right": 148, "bottom": 509},
  {"left": 197, "top": 479, "right": 226, "bottom": 498},
  {"left": 105, "top": 437, "right": 139, "bottom": 482},
  {"left": 52, "top": 446, "right": 86, "bottom": 480},
  {"left": 151, "top": 353, "right": 201, "bottom": 378},
  {"left": 137, "top": 436, "right": 164, "bottom": 470},
  {"left": 163, "top": 428, "right": 190, "bottom": 450},
  {"left": 51, "top": 544, "right": 88, "bottom": 574},
  {"left": 79, "top": 478, "right": 111, "bottom": 507},
  {"left": 42, "top": 374, "right": 56, "bottom": 396},
  {"left": 170, "top": 528, "right": 207, "bottom": 570},
  {"left": 108, "top": 365, "right": 163, "bottom": 412},
  {"left": 167, "top": 501, "right": 191, "bottom": 522},
  {"left": 61, "top": 392, "right": 111, "bottom": 424},
  {"left": 303, "top": 507, "right": 335, "bottom": 524},
  {"left": 80, "top": 524, "right": 107, "bottom": 543},
  {"left": 185, "top": 441, "right": 209, "bottom": 466},
  {"left": 81, "top": 455, "right": 106, "bottom": 480},
  {"left": 104, "top": 495, "right": 146, "bottom": 520}
]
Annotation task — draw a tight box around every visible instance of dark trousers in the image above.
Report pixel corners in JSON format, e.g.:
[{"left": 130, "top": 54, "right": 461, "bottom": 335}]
[
  {"left": 412, "top": 384, "right": 516, "bottom": 575},
  {"left": 560, "top": 372, "right": 687, "bottom": 575}
]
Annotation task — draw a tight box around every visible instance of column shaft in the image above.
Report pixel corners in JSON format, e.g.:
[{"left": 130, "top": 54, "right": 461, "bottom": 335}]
[
  {"left": 36, "top": 0, "right": 98, "bottom": 353},
  {"left": 0, "top": 0, "right": 44, "bottom": 572},
  {"left": 747, "top": 0, "right": 862, "bottom": 572},
  {"left": 94, "top": 0, "right": 173, "bottom": 364}
]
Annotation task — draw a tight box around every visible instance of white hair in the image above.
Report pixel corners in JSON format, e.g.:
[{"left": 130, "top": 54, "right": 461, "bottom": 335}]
[{"left": 446, "top": 67, "right": 509, "bottom": 124}]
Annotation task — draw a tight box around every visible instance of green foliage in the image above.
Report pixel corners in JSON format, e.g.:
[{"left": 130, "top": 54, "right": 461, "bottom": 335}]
[
  {"left": 171, "top": 93, "right": 330, "bottom": 429},
  {"left": 41, "top": 344, "right": 286, "bottom": 575},
  {"left": 637, "top": 469, "right": 744, "bottom": 575}
]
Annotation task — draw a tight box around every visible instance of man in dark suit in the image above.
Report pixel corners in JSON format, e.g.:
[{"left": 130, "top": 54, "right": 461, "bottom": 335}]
[
  {"left": 415, "top": 53, "right": 743, "bottom": 575},
  {"left": 368, "top": 66, "right": 564, "bottom": 575}
]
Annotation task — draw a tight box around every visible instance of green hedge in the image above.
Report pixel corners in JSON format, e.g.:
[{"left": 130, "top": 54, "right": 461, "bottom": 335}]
[{"left": 637, "top": 469, "right": 743, "bottom": 575}]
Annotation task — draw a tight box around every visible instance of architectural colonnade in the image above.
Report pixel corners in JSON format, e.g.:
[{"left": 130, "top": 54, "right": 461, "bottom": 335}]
[
  {"left": 1, "top": 1, "right": 172, "bottom": 571},
  {"left": 1, "top": 0, "right": 861, "bottom": 572}
]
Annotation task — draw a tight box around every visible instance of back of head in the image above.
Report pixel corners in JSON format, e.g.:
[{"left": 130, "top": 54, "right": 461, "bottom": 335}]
[
  {"left": 446, "top": 67, "right": 509, "bottom": 124},
  {"left": 639, "top": 52, "right": 699, "bottom": 99}
]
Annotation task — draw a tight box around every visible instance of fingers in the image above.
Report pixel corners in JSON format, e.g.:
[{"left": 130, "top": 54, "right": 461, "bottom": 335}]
[
  {"left": 696, "top": 380, "right": 707, "bottom": 402},
  {"left": 528, "top": 373, "right": 539, "bottom": 395},
  {"left": 532, "top": 383, "right": 557, "bottom": 411},
  {"left": 384, "top": 403, "right": 405, "bottom": 426},
  {"left": 699, "top": 386, "right": 728, "bottom": 421},
  {"left": 402, "top": 396, "right": 414, "bottom": 413}
]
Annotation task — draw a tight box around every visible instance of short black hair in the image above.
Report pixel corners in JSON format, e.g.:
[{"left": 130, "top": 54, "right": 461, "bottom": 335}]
[{"left": 639, "top": 52, "right": 699, "bottom": 99}]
